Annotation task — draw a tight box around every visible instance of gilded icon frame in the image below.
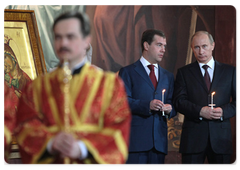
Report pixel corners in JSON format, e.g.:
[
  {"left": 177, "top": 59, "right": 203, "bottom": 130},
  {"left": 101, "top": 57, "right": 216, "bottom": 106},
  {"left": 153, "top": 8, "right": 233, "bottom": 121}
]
[{"left": 4, "top": 9, "right": 47, "bottom": 79}]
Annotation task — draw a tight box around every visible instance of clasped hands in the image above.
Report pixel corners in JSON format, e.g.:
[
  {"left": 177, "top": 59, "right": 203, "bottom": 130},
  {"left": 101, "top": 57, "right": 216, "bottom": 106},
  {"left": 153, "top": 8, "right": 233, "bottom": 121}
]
[
  {"left": 200, "top": 106, "right": 223, "bottom": 120},
  {"left": 51, "top": 132, "right": 82, "bottom": 159},
  {"left": 150, "top": 99, "right": 172, "bottom": 114}
]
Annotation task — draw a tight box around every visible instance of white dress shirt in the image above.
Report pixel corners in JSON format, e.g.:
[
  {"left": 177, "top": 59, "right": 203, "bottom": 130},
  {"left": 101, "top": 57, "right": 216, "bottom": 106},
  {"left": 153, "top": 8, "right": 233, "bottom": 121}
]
[
  {"left": 140, "top": 56, "right": 159, "bottom": 81},
  {"left": 198, "top": 57, "right": 215, "bottom": 82}
]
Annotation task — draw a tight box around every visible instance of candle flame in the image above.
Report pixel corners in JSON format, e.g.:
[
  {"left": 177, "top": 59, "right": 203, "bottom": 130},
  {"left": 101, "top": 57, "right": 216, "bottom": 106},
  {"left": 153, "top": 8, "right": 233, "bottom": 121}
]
[
  {"left": 162, "top": 89, "right": 166, "bottom": 93},
  {"left": 212, "top": 91, "right": 215, "bottom": 95}
]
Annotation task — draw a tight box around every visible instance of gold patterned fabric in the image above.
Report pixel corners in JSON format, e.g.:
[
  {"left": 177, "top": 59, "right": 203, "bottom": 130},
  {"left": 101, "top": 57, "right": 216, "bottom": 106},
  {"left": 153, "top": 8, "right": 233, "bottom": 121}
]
[{"left": 15, "top": 63, "right": 131, "bottom": 164}]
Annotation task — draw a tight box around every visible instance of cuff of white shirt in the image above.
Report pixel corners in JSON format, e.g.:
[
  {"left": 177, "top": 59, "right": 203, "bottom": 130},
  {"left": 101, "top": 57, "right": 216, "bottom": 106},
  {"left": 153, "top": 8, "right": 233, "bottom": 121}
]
[
  {"left": 220, "top": 116, "right": 223, "bottom": 121},
  {"left": 47, "top": 138, "right": 55, "bottom": 155},
  {"left": 78, "top": 141, "right": 88, "bottom": 160}
]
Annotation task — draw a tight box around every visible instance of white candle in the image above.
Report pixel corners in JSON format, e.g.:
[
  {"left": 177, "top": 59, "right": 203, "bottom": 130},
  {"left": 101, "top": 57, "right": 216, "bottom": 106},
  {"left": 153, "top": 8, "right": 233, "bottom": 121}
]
[
  {"left": 162, "top": 89, "right": 166, "bottom": 116},
  {"left": 211, "top": 91, "right": 215, "bottom": 109}
]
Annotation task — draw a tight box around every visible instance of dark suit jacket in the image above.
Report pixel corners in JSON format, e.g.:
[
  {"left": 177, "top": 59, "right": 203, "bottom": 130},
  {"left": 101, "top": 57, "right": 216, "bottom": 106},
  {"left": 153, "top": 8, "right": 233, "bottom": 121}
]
[
  {"left": 119, "top": 60, "right": 176, "bottom": 154},
  {"left": 173, "top": 60, "right": 236, "bottom": 154}
]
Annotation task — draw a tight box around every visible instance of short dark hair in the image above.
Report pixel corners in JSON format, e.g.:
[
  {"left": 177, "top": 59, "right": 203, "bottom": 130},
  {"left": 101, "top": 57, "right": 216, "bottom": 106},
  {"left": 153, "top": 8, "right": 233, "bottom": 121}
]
[
  {"left": 141, "top": 29, "right": 166, "bottom": 52},
  {"left": 53, "top": 11, "right": 91, "bottom": 37}
]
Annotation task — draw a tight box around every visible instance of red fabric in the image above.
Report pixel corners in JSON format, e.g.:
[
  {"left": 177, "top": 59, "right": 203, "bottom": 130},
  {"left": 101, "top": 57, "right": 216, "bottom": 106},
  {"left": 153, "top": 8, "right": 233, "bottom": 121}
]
[
  {"left": 15, "top": 65, "right": 131, "bottom": 164},
  {"left": 4, "top": 82, "right": 18, "bottom": 161},
  {"left": 147, "top": 65, "right": 157, "bottom": 89}
]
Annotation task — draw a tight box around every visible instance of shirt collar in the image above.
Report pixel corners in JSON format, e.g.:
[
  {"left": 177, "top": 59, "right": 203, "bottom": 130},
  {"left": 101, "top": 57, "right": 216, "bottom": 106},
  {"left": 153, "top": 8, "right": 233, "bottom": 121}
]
[
  {"left": 140, "top": 56, "right": 158, "bottom": 69},
  {"left": 198, "top": 57, "right": 215, "bottom": 69}
]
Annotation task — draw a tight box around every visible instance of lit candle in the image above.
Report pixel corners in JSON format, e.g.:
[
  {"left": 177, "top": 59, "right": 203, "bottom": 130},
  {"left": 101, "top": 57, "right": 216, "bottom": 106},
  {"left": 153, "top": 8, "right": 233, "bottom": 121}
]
[
  {"left": 162, "top": 89, "right": 166, "bottom": 116},
  {"left": 211, "top": 91, "right": 215, "bottom": 109}
]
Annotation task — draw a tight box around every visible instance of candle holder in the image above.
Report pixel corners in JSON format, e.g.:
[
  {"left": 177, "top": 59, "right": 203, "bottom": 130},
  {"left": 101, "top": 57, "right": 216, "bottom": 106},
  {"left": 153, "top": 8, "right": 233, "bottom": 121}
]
[{"left": 208, "top": 91, "right": 216, "bottom": 109}]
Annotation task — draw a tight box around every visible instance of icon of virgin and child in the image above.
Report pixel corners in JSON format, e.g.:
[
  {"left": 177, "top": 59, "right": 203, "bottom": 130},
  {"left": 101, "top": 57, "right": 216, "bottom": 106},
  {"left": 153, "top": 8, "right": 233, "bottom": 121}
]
[{"left": 4, "top": 34, "right": 32, "bottom": 110}]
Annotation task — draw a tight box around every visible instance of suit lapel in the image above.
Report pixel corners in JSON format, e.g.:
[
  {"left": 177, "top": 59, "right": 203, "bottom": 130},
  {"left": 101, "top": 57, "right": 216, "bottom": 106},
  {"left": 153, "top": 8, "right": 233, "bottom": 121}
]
[
  {"left": 156, "top": 65, "right": 165, "bottom": 90},
  {"left": 211, "top": 61, "right": 224, "bottom": 90},
  {"left": 134, "top": 60, "right": 155, "bottom": 90},
  {"left": 189, "top": 61, "right": 209, "bottom": 93}
]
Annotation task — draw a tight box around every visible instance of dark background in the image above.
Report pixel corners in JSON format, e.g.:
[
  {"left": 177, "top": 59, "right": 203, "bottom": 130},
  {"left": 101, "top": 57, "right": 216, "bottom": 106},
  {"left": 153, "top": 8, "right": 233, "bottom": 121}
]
[{"left": 85, "top": 5, "right": 236, "bottom": 163}]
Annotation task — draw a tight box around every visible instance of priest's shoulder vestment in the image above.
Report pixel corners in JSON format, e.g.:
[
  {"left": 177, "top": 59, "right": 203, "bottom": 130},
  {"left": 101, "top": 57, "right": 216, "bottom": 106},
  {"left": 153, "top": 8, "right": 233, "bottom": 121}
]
[{"left": 15, "top": 63, "right": 131, "bottom": 164}]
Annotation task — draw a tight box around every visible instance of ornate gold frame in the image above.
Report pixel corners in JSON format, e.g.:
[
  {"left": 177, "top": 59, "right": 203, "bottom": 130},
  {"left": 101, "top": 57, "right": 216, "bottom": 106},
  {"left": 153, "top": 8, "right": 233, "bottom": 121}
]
[{"left": 4, "top": 9, "right": 47, "bottom": 77}]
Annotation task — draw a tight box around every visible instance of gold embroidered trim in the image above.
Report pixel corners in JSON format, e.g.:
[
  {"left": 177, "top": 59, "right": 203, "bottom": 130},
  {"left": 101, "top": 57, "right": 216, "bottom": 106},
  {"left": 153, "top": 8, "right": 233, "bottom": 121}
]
[
  {"left": 68, "top": 63, "right": 87, "bottom": 127},
  {"left": 101, "top": 128, "right": 128, "bottom": 160},
  {"left": 79, "top": 64, "right": 104, "bottom": 124},
  {"left": 4, "top": 125, "right": 12, "bottom": 145},
  {"left": 45, "top": 70, "right": 63, "bottom": 130},
  {"left": 99, "top": 72, "right": 115, "bottom": 128},
  {"left": 33, "top": 137, "right": 53, "bottom": 164}
]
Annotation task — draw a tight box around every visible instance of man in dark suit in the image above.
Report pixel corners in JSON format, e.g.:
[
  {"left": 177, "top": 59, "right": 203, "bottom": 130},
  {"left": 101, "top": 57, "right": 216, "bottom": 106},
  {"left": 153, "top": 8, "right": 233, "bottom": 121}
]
[
  {"left": 119, "top": 29, "right": 176, "bottom": 164},
  {"left": 173, "top": 31, "right": 236, "bottom": 163}
]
